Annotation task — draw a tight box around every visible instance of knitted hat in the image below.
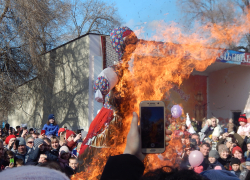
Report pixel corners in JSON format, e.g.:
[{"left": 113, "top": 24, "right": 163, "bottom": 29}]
[
  {"left": 247, "top": 138, "right": 250, "bottom": 144},
  {"left": 5, "top": 135, "right": 16, "bottom": 145},
  {"left": 34, "top": 138, "right": 44, "bottom": 148},
  {"left": 231, "top": 157, "right": 241, "bottom": 165},
  {"left": 65, "top": 130, "right": 75, "bottom": 140},
  {"left": 58, "top": 128, "right": 66, "bottom": 136},
  {"left": 59, "top": 145, "right": 70, "bottom": 156},
  {"left": 22, "top": 124, "right": 27, "bottom": 128},
  {"left": 17, "top": 137, "right": 26, "bottom": 146},
  {"left": 209, "top": 150, "right": 219, "bottom": 159},
  {"left": 246, "top": 158, "right": 250, "bottom": 166},
  {"left": 232, "top": 146, "right": 242, "bottom": 155},
  {"left": 238, "top": 114, "right": 247, "bottom": 123},
  {"left": 0, "top": 165, "right": 69, "bottom": 180},
  {"left": 40, "top": 130, "right": 46, "bottom": 135},
  {"left": 212, "top": 127, "right": 220, "bottom": 137},
  {"left": 218, "top": 144, "right": 229, "bottom": 154},
  {"left": 48, "top": 114, "right": 55, "bottom": 120}
]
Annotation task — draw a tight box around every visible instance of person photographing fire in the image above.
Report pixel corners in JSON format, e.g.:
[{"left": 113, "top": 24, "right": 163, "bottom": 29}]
[{"left": 100, "top": 112, "right": 206, "bottom": 180}]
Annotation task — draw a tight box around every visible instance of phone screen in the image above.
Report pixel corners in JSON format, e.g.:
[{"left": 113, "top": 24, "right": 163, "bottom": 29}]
[
  {"left": 141, "top": 106, "right": 165, "bottom": 149},
  {"left": 10, "top": 158, "right": 14, "bottom": 164}
]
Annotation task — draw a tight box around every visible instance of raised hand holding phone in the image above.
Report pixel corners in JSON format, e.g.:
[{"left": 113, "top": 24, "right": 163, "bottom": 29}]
[{"left": 124, "top": 112, "right": 172, "bottom": 161}]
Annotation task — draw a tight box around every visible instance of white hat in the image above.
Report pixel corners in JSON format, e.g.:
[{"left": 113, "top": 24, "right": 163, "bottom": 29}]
[{"left": 212, "top": 127, "right": 221, "bottom": 137}]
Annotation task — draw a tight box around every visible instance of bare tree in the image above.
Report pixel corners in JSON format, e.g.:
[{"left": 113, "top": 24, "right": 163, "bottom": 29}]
[
  {"left": 177, "top": 0, "right": 250, "bottom": 51},
  {"left": 0, "top": 0, "right": 70, "bottom": 112},
  {"left": 69, "top": 0, "right": 122, "bottom": 38}
]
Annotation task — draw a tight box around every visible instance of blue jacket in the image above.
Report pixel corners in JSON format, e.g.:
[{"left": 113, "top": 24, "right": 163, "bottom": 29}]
[{"left": 42, "top": 123, "right": 59, "bottom": 136}]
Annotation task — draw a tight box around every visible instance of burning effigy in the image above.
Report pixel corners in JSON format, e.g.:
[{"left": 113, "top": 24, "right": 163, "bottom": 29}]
[{"left": 72, "top": 10, "right": 250, "bottom": 178}]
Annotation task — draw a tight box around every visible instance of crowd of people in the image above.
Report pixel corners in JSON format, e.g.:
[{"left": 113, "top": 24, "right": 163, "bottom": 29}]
[
  {"left": 1, "top": 112, "right": 250, "bottom": 180},
  {"left": 165, "top": 113, "right": 250, "bottom": 180},
  {"left": 0, "top": 114, "right": 82, "bottom": 179}
]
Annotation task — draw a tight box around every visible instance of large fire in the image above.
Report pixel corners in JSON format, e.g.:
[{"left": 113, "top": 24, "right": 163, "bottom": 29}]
[{"left": 72, "top": 9, "right": 250, "bottom": 180}]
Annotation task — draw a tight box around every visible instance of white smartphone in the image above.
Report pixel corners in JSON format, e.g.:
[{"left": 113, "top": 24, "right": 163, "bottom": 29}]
[{"left": 140, "top": 101, "right": 165, "bottom": 153}]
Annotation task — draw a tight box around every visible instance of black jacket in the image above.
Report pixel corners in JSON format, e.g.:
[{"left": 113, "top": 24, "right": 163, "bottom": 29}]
[{"left": 100, "top": 154, "right": 145, "bottom": 180}]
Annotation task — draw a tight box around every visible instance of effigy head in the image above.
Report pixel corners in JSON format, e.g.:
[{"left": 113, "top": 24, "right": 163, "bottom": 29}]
[{"left": 110, "top": 26, "right": 138, "bottom": 61}]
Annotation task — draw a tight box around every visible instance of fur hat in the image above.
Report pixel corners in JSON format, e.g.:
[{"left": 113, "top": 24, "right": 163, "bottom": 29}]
[
  {"left": 65, "top": 130, "right": 75, "bottom": 140},
  {"left": 218, "top": 144, "right": 229, "bottom": 154},
  {"left": 232, "top": 146, "right": 242, "bottom": 155},
  {"left": 238, "top": 114, "right": 247, "bottom": 123},
  {"left": 59, "top": 146, "right": 70, "bottom": 156},
  {"left": 5, "top": 135, "right": 16, "bottom": 145},
  {"left": 231, "top": 157, "right": 241, "bottom": 165},
  {"left": 212, "top": 127, "right": 221, "bottom": 137},
  {"left": 209, "top": 150, "right": 219, "bottom": 159}
]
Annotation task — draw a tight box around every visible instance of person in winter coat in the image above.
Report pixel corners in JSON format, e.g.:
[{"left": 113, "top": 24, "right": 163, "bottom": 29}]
[
  {"left": 207, "top": 150, "right": 225, "bottom": 170},
  {"left": 239, "top": 158, "right": 250, "bottom": 180},
  {"left": 26, "top": 138, "right": 57, "bottom": 165},
  {"left": 42, "top": 114, "right": 59, "bottom": 138},
  {"left": 230, "top": 158, "right": 241, "bottom": 178},
  {"left": 65, "top": 130, "right": 81, "bottom": 151},
  {"left": 232, "top": 146, "right": 245, "bottom": 164},
  {"left": 217, "top": 144, "right": 231, "bottom": 170},
  {"left": 200, "top": 117, "right": 223, "bottom": 141},
  {"left": 58, "top": 146, "right": 70, "bottom": 170},
  {"left": 51, "top": 136, "right": 60, "bottom": 157}
]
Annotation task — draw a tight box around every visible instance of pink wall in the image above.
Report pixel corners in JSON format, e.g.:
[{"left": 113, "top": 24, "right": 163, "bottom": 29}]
[{"left": 208, "top": 65, "right": 250, "bottom": 125}]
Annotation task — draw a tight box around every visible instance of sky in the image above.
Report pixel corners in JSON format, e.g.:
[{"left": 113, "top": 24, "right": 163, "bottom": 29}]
[{"left": 103, "top": 0, "right": 182, "bottom": 39}]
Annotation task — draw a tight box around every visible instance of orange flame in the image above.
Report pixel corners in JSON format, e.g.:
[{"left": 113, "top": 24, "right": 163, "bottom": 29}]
[{"left": 72, "top": 9, "right": 250, "bottom": 179}]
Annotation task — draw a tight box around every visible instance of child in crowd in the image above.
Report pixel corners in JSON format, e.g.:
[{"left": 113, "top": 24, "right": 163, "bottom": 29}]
[
  {"left": 230, "top": 157, "right": 241, "bottom": 177},
  {"left": 237, "top": 114, "right": 250, "bottom": 138},
  {"left": 68, "top": 157, "right": 79, "bottom": 176},
  {"left": 58, "top": 146, "right": 70, "bottom": 170},
  {"left": 207, "top": 150, "right": 224, "bottom": 170},
  {"left": 42, "top": 114, "right": 59, "bottom": 138},
  {"left": 16, "top": 159, "right": 24, "bottom": 167},
  {"left": 210, "top": 127, "right": 220, "bottom": 150},
  {"left": 5, "top": 150, "right": 14, "bottom": 163}
]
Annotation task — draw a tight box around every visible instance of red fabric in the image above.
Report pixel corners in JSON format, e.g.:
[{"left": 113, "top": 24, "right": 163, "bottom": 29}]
[
  {"left": 239, "top": 114, "right": 247, "bottom": 123},
  {"left": 5, "top": 135, "right": 16, "bottom": 145},
  {"left": 122, "top": 30, "right": 133, "bottom": 38},
  {"left": 65, "top": 130, "right": 76, "bottom": 140},
  {"left": 238, "top": 117, "right": 247, "bottom": 123},
  {"left": 232, "top": 146, "right": 242, "bottom": 155},
  {"left": 41, "top": 130, "right": 46, "bottom": 135},
  {"left": 79, "top": 107, "right": 113, "bottom": 155},
  {"left": 58, "top": 128, "right": 65, "bottom": 136}
]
